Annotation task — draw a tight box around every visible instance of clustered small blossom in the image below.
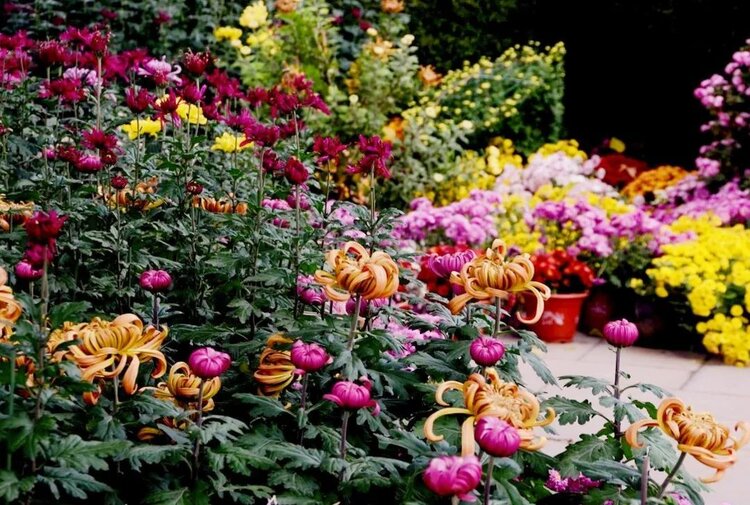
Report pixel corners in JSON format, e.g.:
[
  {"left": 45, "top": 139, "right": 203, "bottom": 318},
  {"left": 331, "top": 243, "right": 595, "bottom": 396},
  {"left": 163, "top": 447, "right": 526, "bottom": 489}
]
[{"left": 545, "top": 469, "right": 601, "bottom": 494}]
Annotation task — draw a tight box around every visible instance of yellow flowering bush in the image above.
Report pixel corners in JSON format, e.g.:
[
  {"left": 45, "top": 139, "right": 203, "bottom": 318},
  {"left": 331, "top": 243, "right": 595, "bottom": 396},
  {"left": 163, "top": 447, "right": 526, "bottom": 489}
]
[
  {"left": 535, "top": 139, "right": 587, "bottom": 160},
  {"left": 646, "top": 215, "right": 750, "bottom": 365},
  {"left": 211, "top": 132, "right": 251, "bottom": 153}
]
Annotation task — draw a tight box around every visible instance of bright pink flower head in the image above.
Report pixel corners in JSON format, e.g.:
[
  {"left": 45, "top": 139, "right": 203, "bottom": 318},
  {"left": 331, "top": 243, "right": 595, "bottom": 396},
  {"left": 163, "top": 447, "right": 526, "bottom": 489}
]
[
  {"left": 23, "top": 242, "right": 57, "bottom": 268},
  {"left": 297, "top": 274, "right": 324, "bottom": 305},
  {"left": 15, "top": 260, "right": 43, "bottom": 280},
  {"left": 603, "top": 318, "right": 639, "bottom": 347},
  {"left": 323, "top": 377, "right": 379, "bottom": 415},
  {"left": 125, "top": 87, "right": 153, "bottom": 114},
  {"left": 74, "top": 154, "right": 103, "bottom": 172},
  {"left": 427, "top": 249, "right": 476, "bottom": 279},
  {"left": 312, "top": 136, "right": 347, "bottom": 166},
  {"left": 469, "top": 336, "right": 505, "bottom": 367},
  {"left": 188, "top": 347, "right": 231, "bottom": 379},
  {"left": 24, "top": 210, "right": 67, "bottom": 243},
  {"left": 474, "top": 417, "right": 521, "bottom": 457},
  {"left": 139, "top": 269, "right": 172, "bottom": 293},
  {"left": 422, "top": 455, "right": 482, "bottom": 502},
  {"left": 290, "top": 340, "right": 330, "bottom": 374}
]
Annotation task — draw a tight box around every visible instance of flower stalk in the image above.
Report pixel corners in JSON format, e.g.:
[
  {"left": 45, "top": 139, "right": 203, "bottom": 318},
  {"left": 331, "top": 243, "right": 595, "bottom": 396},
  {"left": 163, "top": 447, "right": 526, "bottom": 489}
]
[
  {"left": 192, "top": 379, "right": 206, "bottom": 481},
  {"left": 347, "top": 295, "right": 361, "bottom": 351},
  {"left": 483, "top": 456, "right": 495, "bottom": 505},
  {"left": 657, "top": 452, "right": 687, "bottom": 498}
]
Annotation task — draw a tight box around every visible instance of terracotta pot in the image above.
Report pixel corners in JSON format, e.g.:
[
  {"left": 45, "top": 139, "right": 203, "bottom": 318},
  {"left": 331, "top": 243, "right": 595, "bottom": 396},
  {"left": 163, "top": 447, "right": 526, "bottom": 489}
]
[{"left": 524, "top": 292, "right": 589, "bottom": 343}]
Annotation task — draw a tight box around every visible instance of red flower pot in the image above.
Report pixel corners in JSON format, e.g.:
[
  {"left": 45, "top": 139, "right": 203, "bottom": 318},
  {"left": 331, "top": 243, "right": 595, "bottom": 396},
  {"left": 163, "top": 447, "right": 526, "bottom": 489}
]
[{"left": 524, "top": 292, "right": 589, "bottom": 343}]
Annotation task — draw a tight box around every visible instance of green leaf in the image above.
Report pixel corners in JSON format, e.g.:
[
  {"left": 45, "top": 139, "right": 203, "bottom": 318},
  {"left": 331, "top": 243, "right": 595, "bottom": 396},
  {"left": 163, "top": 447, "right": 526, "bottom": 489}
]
[
  {"left": 40, "top": 467, "right": 111, "bottom": 500},
  {"left": 234, "top": 393, "right": 294, "bottom": 418},
  {"left": 126, "top": 445, "right": 188, "bottom": 472},
  {"left": 544, "top": 396, "right": 599, "bottom": 425},
  {"left": 0, "top": 471, "right": 34, "bottom": 502},
  {"left": 268, "top": 443, "right": 325, "bottom": 470},
  {"left": 558, "top": 435, "right": 622, "bottom": 476},
  {"left": 521, "top": 351, "right": 557, "bottom": 385},
  {"left": 143, "top": 488, "right": 188, "bottom": 505},
  {"left": 268, "top": 470, "right": 318, "bottom": 497},
  {"left": 45, "top": 435, "right": 129, "bottom": 472},
  {"left": 559, "top": 375, "right": 613, "bottom": 395},
  {"left": 48, "top": 301, "right": 92, "bottom": 329}
]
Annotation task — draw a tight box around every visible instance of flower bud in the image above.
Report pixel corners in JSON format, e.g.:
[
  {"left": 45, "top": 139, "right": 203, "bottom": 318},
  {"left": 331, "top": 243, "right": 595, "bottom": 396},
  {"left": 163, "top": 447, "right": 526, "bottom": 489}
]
[
  {"left": 323, "top": 377, "right": 379, "bottom": 415},
  {"left": 474, "top": 417, "right": 521, "bottom": 457},
  {"left": 139, "top": 269, "right": 172, "bottom": 293},
  {"left": 15, "top": 260, "right": 43, "bottom": 280},
  {"left": 423, "top": 455, "right": 482, "bottom": 502},
  {"left": 188, "top": 347, "right": 232, "bottom": 379},
  {"left": 111, "top": 175, "right": 128, "bottom": 190},
  {"left": 603, "top": 318, "right": 639, "bottom": 347},
  {"left": 470, "top": 336, "right": 505, "bottom": 367},
  {"left": 284, "top": 157, "right": 308, "bottom": 185},
  {"left": 290, "top": 340, "right": 329, "bottom": 374}
]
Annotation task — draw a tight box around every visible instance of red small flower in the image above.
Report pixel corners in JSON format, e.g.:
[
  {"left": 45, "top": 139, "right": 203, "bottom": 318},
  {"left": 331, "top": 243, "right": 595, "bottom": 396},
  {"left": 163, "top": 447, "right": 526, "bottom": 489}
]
[
  {"left": 347, "top": 135, "right": 393, "bottom": 179},
  {"left": 24, "top": 210, "right": 67, "bottom": 243},
  {"left": 111, "top": 175, "right": 128, "bottom": 190},
  {"left": 154, "top": 10, "right": 172, "bottom": 25},
  {"left": 186, "top": 180, "right": 204, "bottom": 195},
  {"left": 312, "top": 136, "right": 347, "bottom": 166},
  {"left": 183, "top": 49, "right": 213, "bottom": 76},
  {"left": 81, "top": 128, "right": 118, "bottom": 151},
  {"left": 125, "top": 87, "right": 153, "bottom": 114},
  {"left": 284, "top": 157, "right": 308, "bottom": 185}
]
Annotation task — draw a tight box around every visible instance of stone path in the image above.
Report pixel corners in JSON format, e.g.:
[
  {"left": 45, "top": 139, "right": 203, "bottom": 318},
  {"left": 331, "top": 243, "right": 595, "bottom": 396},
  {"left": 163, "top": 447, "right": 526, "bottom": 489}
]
[{"left": 504, "top": 333, "right": 749, "bottom": 505}]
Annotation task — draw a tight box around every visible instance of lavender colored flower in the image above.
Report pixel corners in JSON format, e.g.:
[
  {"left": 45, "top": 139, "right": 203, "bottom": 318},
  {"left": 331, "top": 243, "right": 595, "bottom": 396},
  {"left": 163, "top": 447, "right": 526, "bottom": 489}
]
[{"left": 427, "top": 249, "right": 476, "bottom": 278}]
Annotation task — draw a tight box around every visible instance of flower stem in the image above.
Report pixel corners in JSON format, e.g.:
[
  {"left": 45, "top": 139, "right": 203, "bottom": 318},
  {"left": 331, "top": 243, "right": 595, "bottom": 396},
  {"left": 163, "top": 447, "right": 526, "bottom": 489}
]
[
  {"left": 192, "top": 379, "right": 205, "bottom": 482},
  {"left": 640, "top": 447, "right": 650, "bottom": 505},
  {"left": 483, "top": 456, "right": 495, "bottom": 505},
  {"left": 293, "top": 185, "right": 302, "bottom": 318},
  {"left": 346, "top": 295, "right": 361, "bottom": 352},
  {"left": 613, "top": 346, "right": 622, "bottom": 438},
  {"left": 96, "top": 57, "right": 102, "bottom": 129},
  {"left": 299, "top": 373, "right": 309, "bottom": 412},
  {"left": 6, "top": 347, "right": 15, "bottom": 470},
  {"left": 492, "top": 297, "right": 502, "bottom": 337},
  {"left": 369, "top": 165, "right": 376, "bottom": 229},
  {"left": 152, "top": 294, "right": 160, "bottom": 327},
  {"left": 339, "top": 410, "right": 351, "bottom": 468},
  {"left": 113, "top": 375, "right": 120, "bottom": 413},
  {"left": 657, "top": 452, "right": 687, "bottom": 498}
]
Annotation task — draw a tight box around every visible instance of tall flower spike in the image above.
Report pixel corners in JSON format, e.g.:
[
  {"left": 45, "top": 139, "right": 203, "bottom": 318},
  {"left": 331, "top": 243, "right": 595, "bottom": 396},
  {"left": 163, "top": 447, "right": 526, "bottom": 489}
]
[
  {"left": 314, "top": 241, "right": 399, "bottom": 302},
  {"left": 625, "top": 397, "right": 750, "bottom": 483},
  {"left": 448, "top": 239, "right": 551, "bottom": 323},
  {"left": 424, "top": 368, "right": 555, "bottom": 456},
  {"left": 253, "top": 335, "right": 296, "bottom": 397}
]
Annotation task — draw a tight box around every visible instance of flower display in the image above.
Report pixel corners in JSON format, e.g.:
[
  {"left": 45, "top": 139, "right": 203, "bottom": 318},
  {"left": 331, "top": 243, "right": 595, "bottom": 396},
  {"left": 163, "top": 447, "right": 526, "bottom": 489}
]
[
  {"left": 424, "top": 368, "right": 553, "bottom": 456},
  {"left": 474, "top": 417, "right": 521, "bottom": 457},
  {"left": 188, "top": 347, "right": 231, "bottom": 379},
  {"left": 621, "top": 165, "right": 689, "bottom": 202},
  {"left": 626, "top": 397, "right": 750, "bottom": 483},
  {"left": 323, "top": 377, "right": 380, "bottom": 415},
  {"left": 422, "top": 455, "right": 482, "bottom": 502},
  {"left": 253, "top": 335, "right": 296, "bottom": 396},
  {"left": 448, "top": 239, "right": 551, "bottom": 322},
  {"left": 531, "top": 250, "right": 595, "bottom": 294},
  {"left": 314, "top": 242, "right": 399, "bottom": 302}
]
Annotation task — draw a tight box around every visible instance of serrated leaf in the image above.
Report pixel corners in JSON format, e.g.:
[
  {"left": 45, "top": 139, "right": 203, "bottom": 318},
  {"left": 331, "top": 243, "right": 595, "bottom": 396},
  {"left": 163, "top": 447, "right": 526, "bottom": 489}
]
[
  {"left": 234, "top": 394, "right": 294, "bottom": 418},
  {"left": 269, "top": 443, "right": 324, "bottom": 470},
  {"left": 44, "top": 435, "right": 129, "bottom": 472},
  {"left": 544, "top": 396, "right": 599, "bottom": 425},
  {"left": 0, "top": 470, "right": 34, "bottom": 502},
  {"left": 268, "top": 470, "right": 318, "bottom": 497},
  {"left": 41, "top": 467, "right": 111, "bottom": 500},
  {"left": 143, "top": 488, "right": 188, "bottom": 505},
  {"left": 558, "top": 435, "right": 622, "bottom": 476},
  {"left": 126, "top": 445, "right": 188, "bottom": 471},
  {"left": 521, "top": 351, "right": 557, "bottom": 385},
  {"left": 559, "top": 375, "right": 613, "bottom": 395}
]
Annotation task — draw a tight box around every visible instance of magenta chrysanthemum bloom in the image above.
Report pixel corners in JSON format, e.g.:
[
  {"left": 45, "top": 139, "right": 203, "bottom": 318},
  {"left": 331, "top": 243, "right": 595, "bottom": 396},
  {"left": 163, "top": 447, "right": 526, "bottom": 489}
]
[
  {"left": 188, "top": 347, "right": 232, "bottom": 379},
  {"left": 469, "top": 336, "right": 505, "bottom": 367},
  {"left": 422, "top": 455, "right": 482, "bottom": 502},
  {"left": 427, "top": 249, "right": 476, "bottom": 279},
  {"left": 474, "top": 417, "right": 521, "bottom": 457},
  {"left": 323, "top": 377, "right": 379, "bottom": 415},
  {"left": 24, "top": 210, "right": 67, "bottom": 242},
  {"left": 603, "top": 318, "right": 639, "bottom": 347},
  {"left": 139, "top": 270, "right": 173, "bottom": 293},
  {"left": 14, "top": 260, "right": 43, "bottom": 280},
  {"left": 290, "top": 340, "right": 329, "bottom": 374}
]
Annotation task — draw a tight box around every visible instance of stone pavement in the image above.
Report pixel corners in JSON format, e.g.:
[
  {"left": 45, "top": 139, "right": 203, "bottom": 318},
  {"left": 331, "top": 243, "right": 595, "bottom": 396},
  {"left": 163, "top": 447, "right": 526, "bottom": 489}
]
[{"left": 503, "top": 332, "right": 749, "bottom": 505}]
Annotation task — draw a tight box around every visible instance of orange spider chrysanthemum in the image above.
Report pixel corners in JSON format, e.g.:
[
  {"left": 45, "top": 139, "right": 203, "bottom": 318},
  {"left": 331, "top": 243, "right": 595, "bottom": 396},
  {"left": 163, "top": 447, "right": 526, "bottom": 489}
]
[
  {"left": 626, "top": 397, "right": 750, "bottom": 483},
  {"left": 448, "top": 239, "right": 550, "bottom": 323},
  {"left": 192, "top": 195, "right": 248, "bottom": 215},
  {"left": 253, "top": 334, "right": 297, "bottom": 397},
  {"left": 0, "top": 267, "right": 22, "bottom": 331},
  {"left": 0, "top": 195, "right": 34, "bottom": 233},
  {"left": 314, "top": 242, "right": 399, "bottom": 302},
  {"left": 49, "top": 314, "right": 168, "bottom": 404},
  {"left": 424, "top": 368, "right": 555, "bottom": 456},
  {"left": 98, "top": 177, "right": 163, "bottom": 211}
]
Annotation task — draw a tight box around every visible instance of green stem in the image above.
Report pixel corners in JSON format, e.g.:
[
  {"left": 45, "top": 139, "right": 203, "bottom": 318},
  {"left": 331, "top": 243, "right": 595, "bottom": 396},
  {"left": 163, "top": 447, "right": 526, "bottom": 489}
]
[
  {"left": 640, "top": 448, "right": 650, "bottom": 505},
  {"left": 192, "top": 379, "right": 205, "bottom": 482},
  {"left": 492, "top": 297, "right": 502, "bottom": 337},
  {"left": 613, "top": 346, "right": 622, "bottom": 437},
  {"left": 6, "top": 348, "right": 15, "bottom": 470},
  {"left": 657, "top": 452, "right": 686, "bottom": 498},
  {"left": 113, "top": 375, "right": 120, "bottom": 413},
  {"left": 346, "top": 295, "right": 361, "bottom": 352},
  {"left": 483, "top": 456, "right": 495, "bottom": 505},
  {"left": 339, "top": 410, "right": 351, "bottom": 466}
]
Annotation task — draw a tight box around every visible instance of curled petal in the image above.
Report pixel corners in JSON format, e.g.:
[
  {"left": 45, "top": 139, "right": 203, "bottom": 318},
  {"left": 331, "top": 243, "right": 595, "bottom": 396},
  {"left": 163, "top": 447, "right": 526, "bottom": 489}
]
[{"left": 424, "top": 407, "right": 473, "bottom": 442}]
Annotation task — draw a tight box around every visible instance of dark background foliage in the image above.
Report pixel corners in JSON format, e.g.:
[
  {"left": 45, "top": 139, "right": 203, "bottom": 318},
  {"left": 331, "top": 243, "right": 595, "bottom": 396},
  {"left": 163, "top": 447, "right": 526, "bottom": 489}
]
[{"left": 408, "top": 0, "right": 750, "bottom": 167}]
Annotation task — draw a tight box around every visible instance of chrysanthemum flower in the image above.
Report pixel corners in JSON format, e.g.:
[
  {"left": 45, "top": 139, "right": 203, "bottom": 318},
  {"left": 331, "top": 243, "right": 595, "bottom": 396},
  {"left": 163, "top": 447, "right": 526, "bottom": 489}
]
[
  {"left": 314, "top": 242, "right": 399, "bottom": 302},
  {"left": 253, "top": 334, "right": 296, "bottom": 397},
  {"left": 626, "top": 397, "right": 750, "bottom": 483},
  {"left": 424, "top": 368, "right": 554, "bottom": 456},
  {"left": 448, "top": 239, "right": 551, "bottom": 323}
]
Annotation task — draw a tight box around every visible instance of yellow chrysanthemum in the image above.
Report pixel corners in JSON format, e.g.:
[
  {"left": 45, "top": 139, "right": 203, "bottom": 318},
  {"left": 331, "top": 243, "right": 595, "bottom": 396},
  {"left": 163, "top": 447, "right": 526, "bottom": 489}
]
[
  {"left": 176, "top": 102, "right": 207, "bottom": 125},
  {"left": 211, "top": 132, "right": 251, "bottom": 153},
  {"left": 239, "top": 1, "right": 268, "bottom": 29},
  {"left": 121, "top": 118, "right": 162, "bottom": 140},
  {"left": 214, "top": 26, "right": 243, "bottom": 41}
]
